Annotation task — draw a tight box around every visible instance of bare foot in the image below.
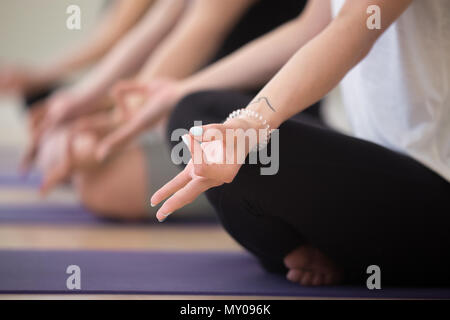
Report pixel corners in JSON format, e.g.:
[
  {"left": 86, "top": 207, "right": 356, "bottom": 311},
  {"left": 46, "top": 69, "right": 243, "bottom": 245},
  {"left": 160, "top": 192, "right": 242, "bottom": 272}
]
[{"left": 283, "top": 245, "right": 342, "bottom": 286}]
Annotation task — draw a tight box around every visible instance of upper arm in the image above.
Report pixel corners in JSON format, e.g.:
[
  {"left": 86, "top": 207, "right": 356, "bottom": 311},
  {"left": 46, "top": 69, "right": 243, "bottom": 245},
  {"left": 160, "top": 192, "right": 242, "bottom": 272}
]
[
  {"left": 294, "top": 0, "right": 333, "bottom": 32},
  {"left": 336, "top": 0, "right": 413, "bottom": 46},
  {"left": 91, "top": 0, "right": 155, "bottom": 47},
  {"left": 188, "top": 0, "right": 257, "bottom": 30},
  {"left": 104, "top": 0, "right": 154, "bottom": 32}
]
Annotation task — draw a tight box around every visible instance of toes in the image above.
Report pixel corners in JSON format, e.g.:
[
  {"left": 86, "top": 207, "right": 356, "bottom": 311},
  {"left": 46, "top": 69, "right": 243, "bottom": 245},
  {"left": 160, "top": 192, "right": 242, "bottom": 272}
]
[
  {"left": 311, "top": 273, "right": 323, "bottom": 286},
  {"left": 283, "top": 250, "right": 298, "bottom": 269},
  {"left": 284, "top": 246, "right": 312, "bottom": 269},
  {"left": 300, "top": 271, "right": 314, "bottom": 286},
  {"left": 286, "top": 269, "right": 302, "bottom": 283},
  {"left": 284, "top": 245, "right": 342, "bottom": 287},
  {"left": 288, "top": 270, "right": 335, "bottom": 286},
  {"left": 288, "top": 269, "right": 338, "bottom": 286}
]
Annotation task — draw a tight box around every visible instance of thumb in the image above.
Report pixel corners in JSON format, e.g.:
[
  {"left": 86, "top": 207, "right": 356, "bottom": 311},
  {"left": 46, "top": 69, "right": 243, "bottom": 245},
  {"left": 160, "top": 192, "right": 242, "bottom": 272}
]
[
  {"left": 39, "top": 147, "right": 72, "bottom": 197},
  {"left": 96, "top": 126, "right": 133, "bottom": 162},
  {"left": 97, "top": 97, "right": 170, "bottom": 161},
  {"left": 189, "top": 123, "right": 226, "bottom": 143}
]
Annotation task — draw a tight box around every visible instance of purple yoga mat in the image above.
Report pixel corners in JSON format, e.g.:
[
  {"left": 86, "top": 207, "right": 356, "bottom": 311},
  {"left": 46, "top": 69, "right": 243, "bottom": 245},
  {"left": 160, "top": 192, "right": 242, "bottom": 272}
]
[
  {"left": 0, "top": 173, "right": 216, "bottom": 224},
  {"left": 0, "top": 205, "right": 217, "bottom": 224},
  {"left": 0, "top": 205, "right": 102, "bottom": 223},
  {"left": 0, "top": 205, "right": 218, "bottom": 225},
  {"left": 0, "top": 250, "right": 449, "bottom": 298},
  {"left": 0, "top": 173, "right": 42, "bottom": 187}
]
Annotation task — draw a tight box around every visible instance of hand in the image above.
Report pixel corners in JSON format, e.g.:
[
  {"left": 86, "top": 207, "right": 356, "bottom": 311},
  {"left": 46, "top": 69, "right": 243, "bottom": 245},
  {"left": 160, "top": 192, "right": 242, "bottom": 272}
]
[
  {"left": 95, "top": 79, "right": 183, "bottom": 161},
  {"left": 20, "top": 102, "right": 50, "bottom": 173},
  {"left": 21, "top": 87, "right": 113, "bottom": 172},
  {"left": 20, "top": 91, "right": 85, "bottom": 172},
  {"left": 39, "top": 112, "right": 118, "bottom": 195},
  {"left": 43, "top": 90, "right": 90, "bottom": 127},
  {"left": 109, "top": 79, "right": 171, "bottom": 118},
  {"left": 151, "top": 117, "right": 259, "bottom": 222},
  {"left": 0, "top": 64, "right": 38, "bottom": 94}
]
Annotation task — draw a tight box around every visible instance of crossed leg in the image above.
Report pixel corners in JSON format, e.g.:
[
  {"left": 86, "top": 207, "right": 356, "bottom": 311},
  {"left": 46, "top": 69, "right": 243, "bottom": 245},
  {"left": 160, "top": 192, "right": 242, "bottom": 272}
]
[{"left": 168, "top": 90, "right": 450, "bottom": 286}]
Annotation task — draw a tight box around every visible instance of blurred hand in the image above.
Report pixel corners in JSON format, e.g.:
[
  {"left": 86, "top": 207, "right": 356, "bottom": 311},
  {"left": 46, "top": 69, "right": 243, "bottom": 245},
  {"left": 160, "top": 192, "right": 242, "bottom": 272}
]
[
  {"left": 39, "top": 112, "right": 119, "bottom": 195},
  {"left": 95, "top": 79, "right": 183, "bottom": 161},
  {"left": 151, "top": 118, "right": 259, "bottom": 222},
  {"left": 0, "top": 64, "right": 37, "bottom": 94},
  {"left": 20, "top": 102, "right": 50, "bottom": 173},
  {"left": 43, "top": 90, "right": 90, "bottom": 127},
  {"left": 20, "top": 91, "right": 83, "bottom": 172},
  {"left": 20, "top": 88, "right": 111, "bottom": 172}
]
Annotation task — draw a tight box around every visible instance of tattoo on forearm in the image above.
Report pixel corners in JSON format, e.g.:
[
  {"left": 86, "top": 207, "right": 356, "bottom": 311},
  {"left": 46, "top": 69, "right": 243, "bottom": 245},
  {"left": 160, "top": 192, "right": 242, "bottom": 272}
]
[{"left": 250, "top": 97, "right": 276, "bottom": 112}]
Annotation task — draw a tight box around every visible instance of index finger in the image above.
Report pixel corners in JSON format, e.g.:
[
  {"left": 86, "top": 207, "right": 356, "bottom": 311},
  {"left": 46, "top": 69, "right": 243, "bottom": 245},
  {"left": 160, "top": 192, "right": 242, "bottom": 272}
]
[
  {"left": 156, "top": 177, "right": 219, "bottom": 222},
  {"left": 150, "top": 167, "right": 191, "bottom": 206},
  {"left": 96, "top": 98, "right": 169, "bottom": 161},
  {"left": 111, "top": 80, "right": 150, "bottom": 100}
]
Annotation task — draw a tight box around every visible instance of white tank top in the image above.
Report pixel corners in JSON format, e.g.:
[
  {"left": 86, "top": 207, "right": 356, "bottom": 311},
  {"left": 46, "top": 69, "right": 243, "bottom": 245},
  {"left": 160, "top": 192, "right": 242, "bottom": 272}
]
[{"left": 331, "top": 0, "right": 450, "bottom": 182}]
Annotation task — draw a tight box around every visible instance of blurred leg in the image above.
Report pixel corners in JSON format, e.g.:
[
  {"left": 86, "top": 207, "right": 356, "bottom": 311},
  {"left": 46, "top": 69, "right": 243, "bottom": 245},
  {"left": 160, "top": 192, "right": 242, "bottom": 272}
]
[{"left": 74, "top": 144, "right": 150, "bottom": 220}]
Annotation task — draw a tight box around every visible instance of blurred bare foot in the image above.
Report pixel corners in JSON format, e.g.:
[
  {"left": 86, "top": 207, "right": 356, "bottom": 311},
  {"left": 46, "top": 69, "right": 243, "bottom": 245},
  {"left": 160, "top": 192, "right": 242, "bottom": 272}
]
[{"left": 284, "top": 245, "right": 342, "bottom": 286}]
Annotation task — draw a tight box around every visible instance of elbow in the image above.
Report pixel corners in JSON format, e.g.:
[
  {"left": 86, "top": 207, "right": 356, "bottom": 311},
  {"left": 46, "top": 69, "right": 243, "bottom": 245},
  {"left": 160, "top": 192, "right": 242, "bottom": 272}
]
[
  {"left": 356, "top": 38, "right": 375, "bottom": 64},
  {"left": 331, "top": 14, "right": 380, "bottom": 68}
]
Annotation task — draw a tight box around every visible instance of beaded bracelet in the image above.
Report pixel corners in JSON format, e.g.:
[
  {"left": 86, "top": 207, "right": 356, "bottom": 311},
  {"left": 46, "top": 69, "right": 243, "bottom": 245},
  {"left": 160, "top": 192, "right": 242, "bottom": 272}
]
[{"left": 225, "top": 108, "right": 273, "bottom": 150}]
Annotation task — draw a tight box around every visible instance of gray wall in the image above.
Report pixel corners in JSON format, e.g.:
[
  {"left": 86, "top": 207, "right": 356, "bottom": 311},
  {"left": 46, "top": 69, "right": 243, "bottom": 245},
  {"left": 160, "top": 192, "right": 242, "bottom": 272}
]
[{"left": 0, "top": 0, "right": 105, "bottom": 64}]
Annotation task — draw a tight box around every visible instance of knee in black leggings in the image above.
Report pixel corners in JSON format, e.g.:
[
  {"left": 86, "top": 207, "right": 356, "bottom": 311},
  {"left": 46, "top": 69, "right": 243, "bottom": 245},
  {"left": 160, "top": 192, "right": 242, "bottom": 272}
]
[{"left": 205, "top": 165, "right": 303, "bottom": 274}]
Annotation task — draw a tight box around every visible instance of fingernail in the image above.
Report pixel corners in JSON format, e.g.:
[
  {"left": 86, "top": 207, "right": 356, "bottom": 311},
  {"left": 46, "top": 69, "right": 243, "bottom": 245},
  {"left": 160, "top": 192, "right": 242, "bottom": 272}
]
[
  {"left": 181, "top": 134, "right": 191, "bottom": 148},
  {"left": 150, "top": 203, "right": 156, "bottom": 207},
  {"left": 189, "top": 126, "right": 203, "bottom": 136},
  {"left": 158, "top": 212, "right": 172, "bottom": 222}
]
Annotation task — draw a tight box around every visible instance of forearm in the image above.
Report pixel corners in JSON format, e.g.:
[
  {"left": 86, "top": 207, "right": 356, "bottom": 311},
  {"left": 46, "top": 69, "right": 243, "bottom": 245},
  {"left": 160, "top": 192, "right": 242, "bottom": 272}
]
[
  {"left": 71, "top": 0, "right": 186, "bottom": 102},
  {"left": 247, "top": 0, "right": 412, "bottom": 129},
  {"left": 36, "top": 0, "right": 154, "bottom": 85},
  {"left": 181, "top": 0, "right": 331, "bottom": 93},
  {"left": 138, "top": 0, "right": 255, "bottom": 81}
]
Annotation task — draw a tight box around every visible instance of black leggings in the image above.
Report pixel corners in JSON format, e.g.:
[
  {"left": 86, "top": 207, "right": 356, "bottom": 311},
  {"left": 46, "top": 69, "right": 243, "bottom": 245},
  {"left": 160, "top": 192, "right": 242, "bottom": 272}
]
[{"left": 167, "top": 90, "right": 450, "bottom": 287}]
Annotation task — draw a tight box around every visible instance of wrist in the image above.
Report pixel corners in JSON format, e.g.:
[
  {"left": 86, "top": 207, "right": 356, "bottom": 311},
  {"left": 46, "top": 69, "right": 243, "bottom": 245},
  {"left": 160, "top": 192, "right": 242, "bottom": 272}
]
[
  {"left": 246, "top": 97, "right": 282, "bottom": 129},
  {"left": 33, "top": 62, "right": 67, "bottom": 86},
  {"left": 178, "top": 78, "right": 196, "bottom": 99},
  {"left": 224, "top": 108, "right": 273, "bottom": 150},
  {"left": 224, "top": 116, "right": 259, "bottom": 131}
]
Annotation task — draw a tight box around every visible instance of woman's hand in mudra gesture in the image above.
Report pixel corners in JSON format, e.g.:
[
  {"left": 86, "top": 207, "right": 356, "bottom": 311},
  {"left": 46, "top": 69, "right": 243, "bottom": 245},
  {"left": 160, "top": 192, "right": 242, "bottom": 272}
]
[{"left": 151, "top": 117, "right": 261, "bottom": 222}]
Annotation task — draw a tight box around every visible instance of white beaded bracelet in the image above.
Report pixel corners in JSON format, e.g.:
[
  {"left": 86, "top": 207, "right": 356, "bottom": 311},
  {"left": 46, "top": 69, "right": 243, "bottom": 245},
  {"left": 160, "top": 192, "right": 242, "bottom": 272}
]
[{"left": 225, "top": 108, "right": 273, "bottom": 150}]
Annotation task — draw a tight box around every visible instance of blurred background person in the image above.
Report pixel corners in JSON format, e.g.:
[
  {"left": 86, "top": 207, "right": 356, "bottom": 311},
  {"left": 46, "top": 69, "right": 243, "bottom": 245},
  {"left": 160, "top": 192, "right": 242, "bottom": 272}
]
[
  {"left": 27, "top": 0, "right": 309, "bottom": 220},
  {"left": 0, "top": 0, "right": 155, "bottom": 109}
]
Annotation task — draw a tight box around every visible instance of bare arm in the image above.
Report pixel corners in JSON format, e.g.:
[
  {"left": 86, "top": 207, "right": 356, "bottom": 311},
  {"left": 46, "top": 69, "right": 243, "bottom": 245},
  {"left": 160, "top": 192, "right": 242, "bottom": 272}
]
[
  {"left": 181, "top": 0, "right": 332, "bottom": 93},
  {"left": 70, "top": 0, "right": 186, "bottom": 106},
  {"left": 151, "top": 0, "right": 415, "bottom": 220},
  {"left": 138, "top": 0, "right": 257, "bottom": 81},
  {"left": 247, "top": 0, "right": 413, "bottom": 129},
  {"left": 60, "top": 0, "right": 255, "bottom": 119},
  {"left": 93, "top": 0, "right": 331, "bottom": 158},
  {"left": 34, "top": 0, "right": 154, "bottom": 88}
]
